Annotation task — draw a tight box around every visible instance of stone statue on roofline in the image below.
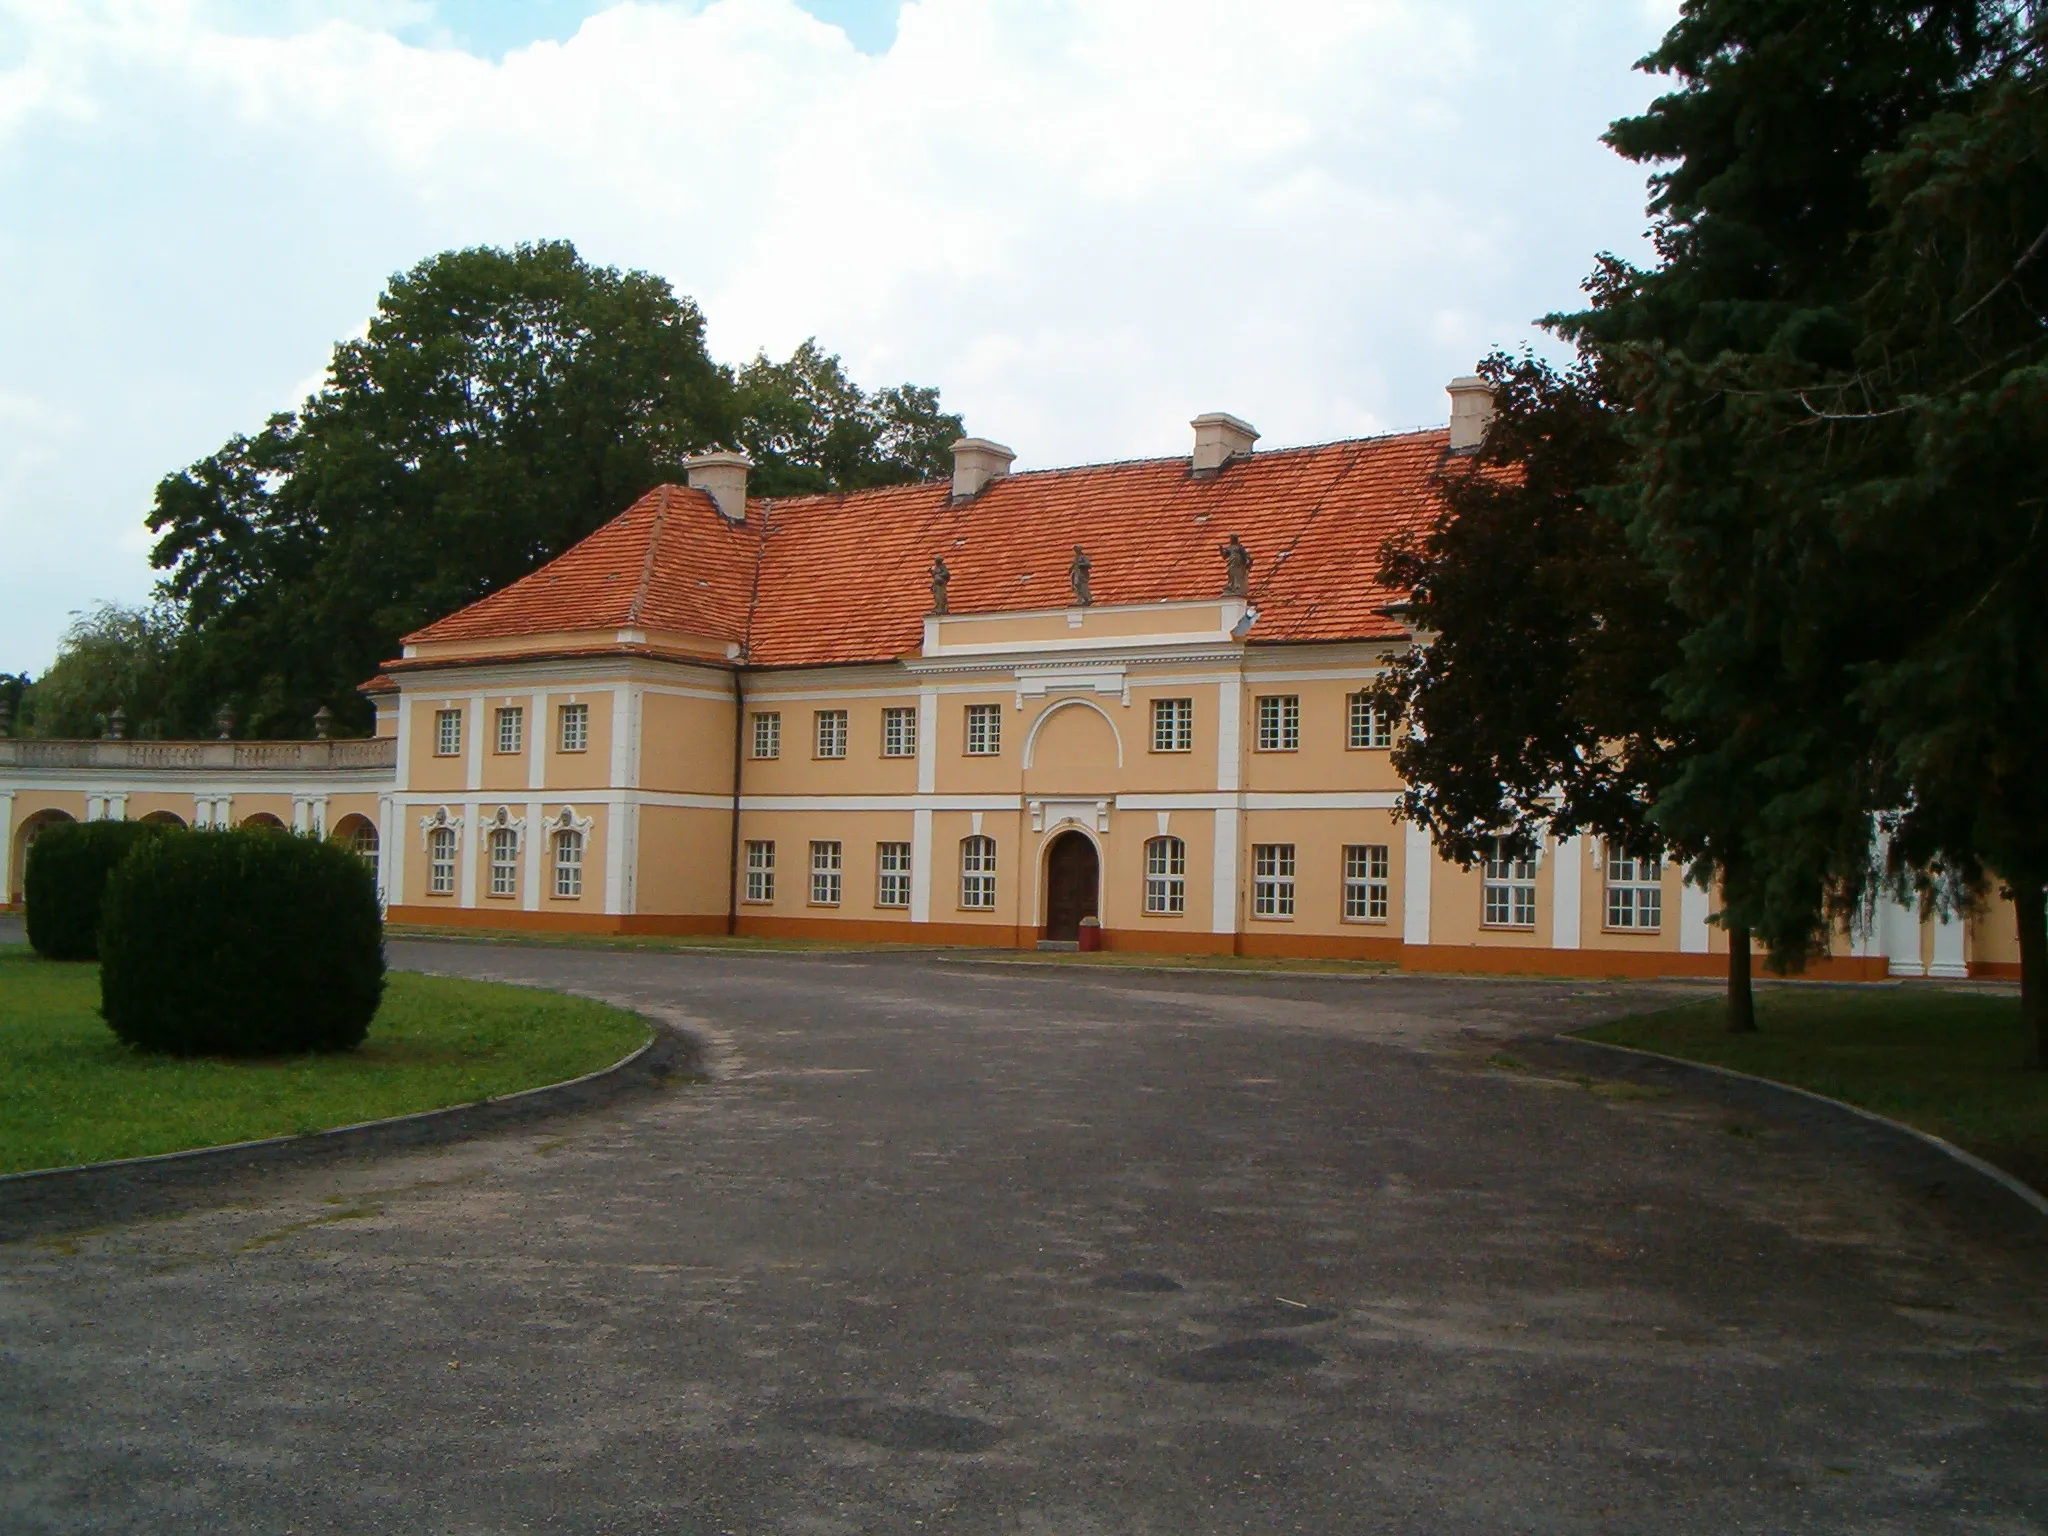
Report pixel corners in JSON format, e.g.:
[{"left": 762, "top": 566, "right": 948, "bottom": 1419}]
[
  {"left": 1069, "top": 544, "right": 1093, "bottom": 608},
  {"left": 1220, "top": 533, "right": 1254, "bottom": 597},
  {"left": 929, "top": 555, "right": 950, "bottom": 615}
]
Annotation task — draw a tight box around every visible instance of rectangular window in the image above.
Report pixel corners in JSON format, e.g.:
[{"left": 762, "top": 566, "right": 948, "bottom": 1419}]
[
  {"left": 809, "top": 840, "right": 843, "bottom": 906},
  {"left": 960, "top": 835, "right": 997, "bottom": 910},
  {"left": 553, "top": 829, "right": 584, "bottom": 899},
  {"left": 1252, "top": 843, "right": 1296, "bottom": 917},
  {"left": 744, "top": 840, "right": 775, "bottom": 904},
  {"left": 1151, "top": 698, "right": 1193, "bottom": 753},
  {"left": 1347, "top": 694, "right": 1391, "bottom": 750},
  {"left": 877, "top": 842, "right": 912, "bottom": 908},
  {"left": 558, "top": 702, "right": 589, "bottom": 753},
  {"left": 965, "top": 703, "right": 1002, "bottom": 756},
  {"left": 1343, "top": 843, "right": 1391, "bottom": 921},
  {"left": 428, "top": 827, "right": 456, "bottom": 894},
  {"left": 494, "top": 706, "right": 523, "bottom": 756},
  {"left": 488, "top": 827, "right": 519, "bottom": 898},
  {"left": 1605, "top": 851, "right": 1665, "bottom": 930},
  {"left": 1482, "top": 837, "right": 1538, "bottom": 928},
  {"left": 751, "top": 711, "right": 781, "bottom": 760},
  {"left": 434, "top": 707, "right": 462, "bottom": 757},
  {"left": 882, "top": 707, "right": 917, "bottom": 758},
  {"left": 1144, "top": 836, "right": 1187, "bottom": 915},
  {"left": 1255, "top": 695, "right": 1300, "bottom": 752},
  {"left": 815, "top": 709, "right": 848, "bottom": 759}
]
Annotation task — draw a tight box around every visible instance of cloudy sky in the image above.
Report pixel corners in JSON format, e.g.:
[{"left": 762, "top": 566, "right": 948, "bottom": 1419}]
[{"left": 0, "top": 0, "right": 1679, "bottom": 673}]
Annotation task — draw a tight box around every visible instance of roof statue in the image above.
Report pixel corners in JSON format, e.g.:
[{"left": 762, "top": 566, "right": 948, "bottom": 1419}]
[
  {"left": 929, "top": 555, "right": 950, "bottom": 616},
  {"left": 1069, "top": 545, "right": 1093, "bottom": 608},
  {"left": 1220, "top": 534, "right": 1254, "bottom": 597}
]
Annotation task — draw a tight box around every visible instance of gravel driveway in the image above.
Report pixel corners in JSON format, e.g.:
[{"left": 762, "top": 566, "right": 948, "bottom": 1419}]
[{"left": 2, "top": 934, "right": 2043, "bottom": 1533}]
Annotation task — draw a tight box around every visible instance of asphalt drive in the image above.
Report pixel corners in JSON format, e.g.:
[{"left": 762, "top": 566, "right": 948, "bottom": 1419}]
[{"left": 2, "top": 927, "right": 2044, "bottom": 1533}]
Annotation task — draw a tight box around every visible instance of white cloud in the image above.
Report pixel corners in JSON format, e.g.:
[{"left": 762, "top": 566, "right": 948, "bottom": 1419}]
[{"left": 0, "top": 0, "right": 1672, "bottom": 670}]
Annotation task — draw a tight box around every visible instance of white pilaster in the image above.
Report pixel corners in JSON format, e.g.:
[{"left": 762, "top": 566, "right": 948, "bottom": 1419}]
[
  {"left": 1551, "top": 834, "right": 1583, "bottom": 950},
  {"left": 528, "top": 692, "right": 548, "bottom": 790},
  {"left": 107, "top": 793, "right": 128, "bottom": 821},
  {"left": 1882, "top": 887, "right": 1925, "bottom": 976},
  {"left": 1215, "top": 681, "right": 1242, "bottom": 793},
  {"left": 86, "top": 794, "right": 105, "bottom": 822},
  {"left": 311, "top": 795, "right": 328, "bottom": 839},
  {"left": 1210, "top": 806, "right": 1239, "bottom": 934},
  {"left": 910, "top": 806, "right": 934, "bottom": 922},
  {"left": 916, "top": 687, "right": 938, "bottom": 794},
  {"left": 611, "top": 685, "right": 636, "bottom": 790},
  {"left": 1402, "top": 821, "right": 1433, "bottom": 946},
  {"left": 1679, "top": 867, "right": 1711, "bottom": 954},
  {"left": 292, "top": 797, "right": 310, "bottom": 834},
  {"left": 465, "top": 693, "right": 486, "bottom": 791},
  {"left": 603, "top": 801, "right": 630, "bottom": 915},
  {"left": 0, "top": 789, "right": 15, "bottom": 902},
  {"left": 522, "top": 797, "right": 543, "bottom": 911},
  {"left": 376, "top": 794, "right": 395, "bottom": 911},
  {"left": 393, "top": 694, "right": 413, "bottom": 793},
  {"left": 1929, "top": 905, "right": 1968, "bottom": 979},
  {"left": 459, "top": 797, "right": 479, "bottom": 908}
]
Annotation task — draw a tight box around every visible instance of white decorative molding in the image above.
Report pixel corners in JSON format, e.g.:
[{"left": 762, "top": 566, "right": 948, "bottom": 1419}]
[
  {"left": 1156, "top": 810, "right": 1171, "bottom": 836},
  {"left": 1020, "top": 697, "right": 1125, "bottom": 769},
  {"left": 419, "top": 805, "right": 465, "bottom": 852},
  {"left": 545, "top": 804, "right": 596, "bottom": 840},
  {"left": 1030, "top": 798, "right": 1110, "bottom": 834},
  {"left": 1012, "top": 665, "right": 1128, "bottom": 711},
  {"left": 482, "top": 803, "right": 527, "bottom": 851}
]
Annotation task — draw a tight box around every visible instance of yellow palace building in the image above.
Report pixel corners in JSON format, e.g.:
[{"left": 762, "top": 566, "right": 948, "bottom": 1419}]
[{"left": 0, "top": 377, "right": 2022, "bottom": 980}]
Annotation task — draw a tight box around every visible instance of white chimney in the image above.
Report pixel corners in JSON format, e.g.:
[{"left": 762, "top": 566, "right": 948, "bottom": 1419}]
[
  {"left": 683, "top": 450, "right": 752, "bottom": 522},
  {"left": 1191, "top": 413, "right": 1258, "bottom": 477},
  {"left": 950, "top": 437, "right": 1015, "bottom": 502},
  {"left": 1446, "top": 375, "right": 1496, "bottom": 453}
]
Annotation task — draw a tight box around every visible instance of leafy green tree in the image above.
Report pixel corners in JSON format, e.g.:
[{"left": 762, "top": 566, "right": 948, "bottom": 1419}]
[
  {"left": 736, "top": 338, "right": 962, "bottom": 496},
  {"left": 0, "top": 672, "right": 28, "bottom": 735},
  {"left": 19, "top": 604, "right": 182, "bottom": 740}
]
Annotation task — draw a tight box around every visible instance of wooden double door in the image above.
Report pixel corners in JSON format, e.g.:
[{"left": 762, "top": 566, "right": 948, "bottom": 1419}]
[{"left": 1043, "top": 830, "right": 1100, "bottom": 942}]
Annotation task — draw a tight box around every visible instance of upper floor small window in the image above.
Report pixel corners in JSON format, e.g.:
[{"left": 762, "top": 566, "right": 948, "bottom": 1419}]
[
  {"left": 434, "top": 707, "right": 462, "bottom": 757},
  {"left": 1482, "top": 837, "right": 1537, "bottom": 928},
  {"left": 1255, "top": 695, "right": 1300, "bottom": 752},
  {"left": 495, "top": 705, "right": 524, "bottom": 756},
  {"left": 815, "top": 709, "right": 848, "bottom": 759},
  {"left": 1151, "top": 698, "right": 1193, "bottom": 753},
  {"left": 751, "top": 711, "right": 781, "bottom": 760},
  {"left": 965, "top": 704, "right": 1002, "bottom": 756},
  {"left": 1606, "top": 852, "right": 1664, "bottom": 930},
  {"left": 882, "top": 706, "right": 917, "bottom": 758},
  {"left": 1347, "top": 694, "right": 1391, "bottom": 750},
  {"left": 558, "top": 702, "right": 589, "bottom": 753}
]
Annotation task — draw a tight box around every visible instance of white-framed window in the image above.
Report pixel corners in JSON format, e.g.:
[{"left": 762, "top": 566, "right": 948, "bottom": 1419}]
[
  {"left": 882, "top": 707, "right": 917, "bottom": 758},
  {"left": 1606, "top": 851, "right": 1664, "bottom": 930},
  {"left": 810, "top": 840, "right": 843, "bottom": 905},
  {"left": 1482, "top": 837, "right": 1538, "bottom": 928},
  {"left": 1252, "top": 843, "right": 1295, "bottom": 917},
  {"left": 1144, "top": 836, "right": 1187, "bottom": 915},
  {"left": 744, "top": 840, "right": 775, "bottom": 903},
  {"left": 877, "top": 842, "right": 912, "bottom": 908},
  {"left": 1255, "top": 695, "right": 1300, "bottom": 752},
  {"left": 434, "top": 707, "right": 462, "bottom": 757},
  {"left": 815, "top": 709, "right": 848, "bottom": 759},
  {"left": 751, "top": 711, "right": 781, "bottom": 760},
  {"left": 1347, "top": 694, "right": 1392, "bottom": 750},
  {"left": 960, "top": 835, "right": 997, "bottom": 909},
  {"left": 346, "top": 821, "right": 379, "bottom": 868},
  {"left": 965, "top": 704, "right": 1002, "bottom": 756},
  {"left": 495, "top": 705, "right": 523, "bottom": 756},
  {"left": 1151, "top": 698, "right": 1193, "bottom": 753},
  {"left": 1343, "top": 843, "right": 1390, "bottom": 921},
  {"left": 488, "top": 826, "right": 519, "bottom": 898},
  {"left": 428, "top": 826, "right": 456, "bottom": 894},
  {"left": 553, "top": 829, "right": 584, "bottom": 899},
  {"left": 558, "top": 702, "right": 589, "bottom": 753}
]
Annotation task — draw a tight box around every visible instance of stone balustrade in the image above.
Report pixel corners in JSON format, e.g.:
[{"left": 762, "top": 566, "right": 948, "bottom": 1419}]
[{"left": 0, "top": 738, "right": 397, "bottom": 772}]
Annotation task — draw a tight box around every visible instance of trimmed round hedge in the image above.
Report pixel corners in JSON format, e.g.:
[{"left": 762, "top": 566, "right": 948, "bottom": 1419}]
[
  {"left": 23, "top": 819, "right": 170, "bottom": 961},
  {"left": 100, "top": 828, "right": 386, "bottom": 1055}
]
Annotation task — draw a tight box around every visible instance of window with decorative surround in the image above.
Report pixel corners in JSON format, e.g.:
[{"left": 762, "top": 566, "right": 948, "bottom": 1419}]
[
  {"left": 558, "top": 702, "right": 589, "bottom": 753},
  {"left": 751, "top": 711, "right": 781, "bottom": 760},
  {"left": 553, "top": 828, "right": 584, "bottom": 899},
  {"left": 960, "top": 836, "right": 997, "bottom": 909},
  {"left": 1252, "top": 843, "right": 1295, "bottom": 917},
  {"left": 810, "top": 841, "right": 843, "bottom": 905},
  {"left": 1255, "top": 695, "right": 1300, "bottom": 752},
  {"left": 488, "top": 827, "right": 519, "bottom": 898},
  {"left": 877, "top": 842, "right": 912, "bottom": 908},
  {"left": 428, "top": 826, "right": 456, "bottom": 894},
  {"left": 964, "top": 704, "right": 1002, "bottom": 756},
  {"left": 882, "top": 707, "right": 917, "bottom": 758},
  {"left": 815, "top": 709, "right": 848, "bottom": 759},
  {"left": 1482, "top": 837, "right": 1537, "bottom": 928},
  {"left": 744, "top": 840, "right": 775, "bottom": 903},
  {"left": 434, "top": 708, "right": 462, "bottom": 757},
  {"left": 1144, "top": 836, "right": 1186, "bottom": 914},
  {"left": 1605, "top": 852, "right": 1664, "bottom": 930},
  {"left": 1151, "top": 698, "right": 1193, "bottom": 753},
  {"left": 495, "top": 706, "right": 523, "bottom": 756},
  {"left": 1343, "top": 843, "right": 1390, "bottom": 921},
  {"left": 1347, "top": 694, "right": 1391, "bottom": 750}
]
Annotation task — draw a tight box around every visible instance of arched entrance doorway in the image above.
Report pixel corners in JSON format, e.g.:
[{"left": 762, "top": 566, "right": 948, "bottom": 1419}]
[
  {"left": 1043, "top": 829, "right": 1100, "bottom": 942},
  {"left": 10, "top": 809, "right": 76, "bottom": 905}
]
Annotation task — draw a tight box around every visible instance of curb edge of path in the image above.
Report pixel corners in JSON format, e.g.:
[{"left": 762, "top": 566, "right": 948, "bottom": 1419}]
[
  {"left": 1556, "top": 1033, "right": 2048, "bottom": 1227},
  {"left": 0, "top": 1019, "right": 700, "bottom": 1244}
]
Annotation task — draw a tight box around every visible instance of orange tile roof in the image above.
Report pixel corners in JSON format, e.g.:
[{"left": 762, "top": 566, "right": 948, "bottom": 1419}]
[{"left": 402, "top": 430, "right": 1451, "bottom": 669}]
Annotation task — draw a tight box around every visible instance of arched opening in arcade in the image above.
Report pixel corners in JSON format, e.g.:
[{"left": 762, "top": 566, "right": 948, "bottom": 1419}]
[{"left": 9, "top": 808, "right": 77, "bottom": 905}]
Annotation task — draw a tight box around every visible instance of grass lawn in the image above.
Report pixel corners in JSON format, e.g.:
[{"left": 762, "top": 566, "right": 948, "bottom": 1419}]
[
  {"left": 0, "top": 949, "right": 651, "bottom": 1175},
  {"left": 1580, "top": 986, "right": 2048, "bottom": 1197}
]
